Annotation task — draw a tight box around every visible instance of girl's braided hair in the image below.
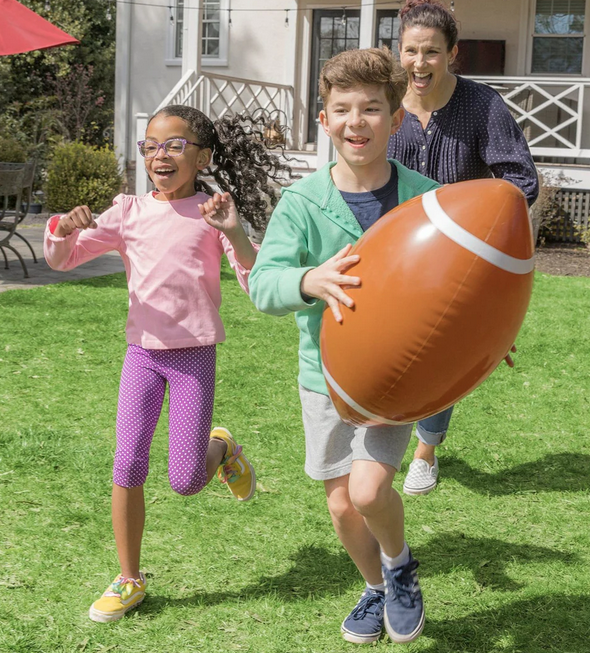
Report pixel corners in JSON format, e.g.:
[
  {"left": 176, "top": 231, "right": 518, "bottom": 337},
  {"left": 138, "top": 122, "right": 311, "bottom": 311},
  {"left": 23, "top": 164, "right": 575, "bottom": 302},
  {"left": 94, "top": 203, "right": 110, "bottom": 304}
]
[{"left": 149, "top": 105, "right": 298, "bottom": 230}]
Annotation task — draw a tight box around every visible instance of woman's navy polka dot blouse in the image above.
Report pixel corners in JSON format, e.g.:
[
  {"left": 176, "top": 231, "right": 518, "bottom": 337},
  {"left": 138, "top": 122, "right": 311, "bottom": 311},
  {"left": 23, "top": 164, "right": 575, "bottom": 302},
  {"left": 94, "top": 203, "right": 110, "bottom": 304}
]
[{"left": 387, "top": 75, "right": 539, "bottom": 206}]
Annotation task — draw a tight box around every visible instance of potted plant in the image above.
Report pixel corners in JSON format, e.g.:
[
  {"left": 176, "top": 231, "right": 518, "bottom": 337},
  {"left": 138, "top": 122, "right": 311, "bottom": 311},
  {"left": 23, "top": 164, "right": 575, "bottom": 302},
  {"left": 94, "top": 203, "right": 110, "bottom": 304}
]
[{"left": 28, "top": 190, "right": 44, "bottom": 214}]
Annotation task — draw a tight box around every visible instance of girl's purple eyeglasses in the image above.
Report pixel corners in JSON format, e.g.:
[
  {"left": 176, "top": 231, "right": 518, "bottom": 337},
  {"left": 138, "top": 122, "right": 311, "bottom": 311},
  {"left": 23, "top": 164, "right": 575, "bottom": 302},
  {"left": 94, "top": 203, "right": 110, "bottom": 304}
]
[{"left": 137, "top": 138, "right": 202, "bottom": 158}]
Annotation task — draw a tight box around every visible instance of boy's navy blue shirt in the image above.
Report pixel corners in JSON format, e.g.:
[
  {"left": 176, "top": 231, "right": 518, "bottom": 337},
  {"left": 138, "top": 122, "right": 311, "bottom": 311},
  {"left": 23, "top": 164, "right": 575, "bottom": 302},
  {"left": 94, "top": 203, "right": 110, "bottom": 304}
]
[{"left": 339, "top": 162, "right": 399, "bottom": 231}]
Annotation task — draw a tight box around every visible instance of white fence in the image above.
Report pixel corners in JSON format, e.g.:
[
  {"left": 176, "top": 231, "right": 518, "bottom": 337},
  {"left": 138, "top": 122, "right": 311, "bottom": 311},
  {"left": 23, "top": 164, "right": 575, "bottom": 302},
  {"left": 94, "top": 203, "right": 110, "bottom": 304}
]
[
  {"left": 136, "top": 70, "right": 295, "bottom": 195},
  {"left": 137, "top": 73, "right": 590, "bottom": 192},
  {"left": 156, "top": 70, "right": 294, "bottom": 132},
  {"left": 472, "top": 76, "right": 590, "bottom": 160}
]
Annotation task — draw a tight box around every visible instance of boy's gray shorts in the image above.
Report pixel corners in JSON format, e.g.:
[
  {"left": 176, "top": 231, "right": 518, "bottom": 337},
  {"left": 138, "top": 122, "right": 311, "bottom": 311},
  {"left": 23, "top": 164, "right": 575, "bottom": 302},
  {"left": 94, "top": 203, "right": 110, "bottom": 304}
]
[{"left": 299, "top": 385, "right": 413, "bottom": 481}]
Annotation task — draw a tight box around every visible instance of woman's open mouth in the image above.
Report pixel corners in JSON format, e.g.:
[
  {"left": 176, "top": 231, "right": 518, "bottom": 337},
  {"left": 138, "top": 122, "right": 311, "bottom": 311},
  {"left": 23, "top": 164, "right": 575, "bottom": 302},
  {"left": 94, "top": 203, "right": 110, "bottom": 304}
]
[{"left": 413, "top": 72, "right": 432, "bottom": 89}]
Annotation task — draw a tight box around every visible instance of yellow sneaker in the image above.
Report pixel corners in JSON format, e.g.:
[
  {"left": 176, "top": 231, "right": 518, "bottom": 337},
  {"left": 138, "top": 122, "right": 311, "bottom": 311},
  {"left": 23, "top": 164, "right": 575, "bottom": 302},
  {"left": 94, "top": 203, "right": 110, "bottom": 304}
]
[
  {"left": 88, "top": 572, "right": 146, "bottom": 623},
  {"left": 211, "top": 427, "right": 256, "bottom": 501}
]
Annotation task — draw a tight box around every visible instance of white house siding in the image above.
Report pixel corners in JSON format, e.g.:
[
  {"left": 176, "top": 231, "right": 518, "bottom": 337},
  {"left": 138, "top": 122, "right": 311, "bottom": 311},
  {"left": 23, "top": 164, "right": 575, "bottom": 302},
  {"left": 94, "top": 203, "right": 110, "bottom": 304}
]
[
  {"left": 454, "top": 0, "right": 590, "bottom": 159},
  {"left": 116, "top": 0, "right": 590, "bottom": 170},
  {"left": 451, "top": 0, "right": 527, "bottom": 75},
  {"left": 116, "top": 3, "right": 187, "bottom": 166},
  {"left": 116, "top": 0, "right": 301, "bottom": 166},
  {"left": 217, "top": 0, "right": 298, "bottom": 85}
]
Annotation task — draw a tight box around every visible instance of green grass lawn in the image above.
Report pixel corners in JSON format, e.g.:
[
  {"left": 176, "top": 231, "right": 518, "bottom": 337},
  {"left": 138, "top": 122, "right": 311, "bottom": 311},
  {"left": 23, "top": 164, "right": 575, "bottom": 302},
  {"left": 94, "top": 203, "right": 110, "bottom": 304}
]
[{"left": 1, "top": 265, "right": 589, "bottom": 653}]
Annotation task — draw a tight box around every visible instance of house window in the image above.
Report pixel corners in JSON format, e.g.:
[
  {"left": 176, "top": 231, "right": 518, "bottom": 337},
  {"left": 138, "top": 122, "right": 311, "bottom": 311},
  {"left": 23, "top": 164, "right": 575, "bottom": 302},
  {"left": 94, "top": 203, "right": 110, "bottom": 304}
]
[
  {"left": 532, "top": 0, "right": 585, "bottom": 74},
  {"left": 175, "top": 0, "right": 184, "bottom": 59},
  {"left": 202, "top": 0, "right": 221, "bottom": 57},
  {"left": 375, "top": 10, "right": 400, "bottom": 51},
  {"left": 456, "top": 40, "right": 506, "bottom": 75},
  {"left": 170, "top": 0, "right": 228, "bottom": 66}
]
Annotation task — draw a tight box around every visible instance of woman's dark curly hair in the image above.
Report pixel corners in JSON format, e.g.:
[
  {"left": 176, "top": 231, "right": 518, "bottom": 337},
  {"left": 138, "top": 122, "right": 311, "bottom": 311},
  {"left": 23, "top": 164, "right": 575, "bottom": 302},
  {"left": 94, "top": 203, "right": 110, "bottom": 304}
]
[
  {"left": 148, "top": 105, "right": 297, "bottom": 230},
  {"left": 399, "top": 0, "right": 459, "bottom": 51}
]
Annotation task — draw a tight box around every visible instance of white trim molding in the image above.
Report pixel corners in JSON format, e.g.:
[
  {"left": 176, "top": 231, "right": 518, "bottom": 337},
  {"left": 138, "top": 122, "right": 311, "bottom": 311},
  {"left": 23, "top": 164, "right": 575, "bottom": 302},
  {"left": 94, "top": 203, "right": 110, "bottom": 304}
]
[
  {"left": 201, "top": 0, "right": 229, "bottom": 67},
  {"left": 526, "top": 0, "right": 589, "bottom": 76},
  {"left": 168, "top": 0, "right": 229, "bottom": 68},
  {"left": 166, "top": 0, "right": 184, "bottom": 66},
  {"left": 114, "top": 0, "right": 132, "bottom": 166}
]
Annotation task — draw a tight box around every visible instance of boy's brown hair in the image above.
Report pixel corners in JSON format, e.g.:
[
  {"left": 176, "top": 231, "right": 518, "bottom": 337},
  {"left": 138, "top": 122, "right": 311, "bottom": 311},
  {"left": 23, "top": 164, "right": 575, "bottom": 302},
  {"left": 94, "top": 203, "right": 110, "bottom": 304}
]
[{"left": 318, "top": 47, "right": 407, "bottom": 113}]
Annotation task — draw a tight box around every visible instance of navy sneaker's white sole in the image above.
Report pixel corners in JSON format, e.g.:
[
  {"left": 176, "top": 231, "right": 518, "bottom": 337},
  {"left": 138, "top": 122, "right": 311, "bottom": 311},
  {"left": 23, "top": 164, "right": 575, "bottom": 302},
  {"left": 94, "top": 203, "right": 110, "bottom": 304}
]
[
  {"left": 341, "top": 624, "right": 382, "bottom": 644},
  {"left": 383, "top": 606, "right": 425, "bottom": 643}
]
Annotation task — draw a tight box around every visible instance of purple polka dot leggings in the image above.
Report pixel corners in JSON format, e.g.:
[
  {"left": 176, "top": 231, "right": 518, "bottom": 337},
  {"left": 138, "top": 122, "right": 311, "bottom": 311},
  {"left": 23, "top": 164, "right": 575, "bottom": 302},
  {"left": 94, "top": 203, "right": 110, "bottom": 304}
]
[{"left": 113, "top": 343, "right": 216, "bottom": 496}]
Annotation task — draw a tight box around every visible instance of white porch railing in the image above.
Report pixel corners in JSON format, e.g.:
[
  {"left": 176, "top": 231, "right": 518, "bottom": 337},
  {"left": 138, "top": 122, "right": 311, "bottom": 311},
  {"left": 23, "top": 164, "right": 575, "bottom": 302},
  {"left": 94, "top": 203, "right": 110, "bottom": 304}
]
[
  {"left": 470, "top": 76, "right": 590, "bottom": 159},
  {"left": 156, "top": 69, "right": 203, "bottom": 110},
  {"left": 315, "top": 75, "right": 590, "bottom": 170},
  {"left": 156, "top": 69, "right": 294, "bottom": 142},
  {"left": 136, "top": 73, "right": 590, "bottom": 193},
  {"left": 135, "top": 70, "right": 295, "bottom": 195}
]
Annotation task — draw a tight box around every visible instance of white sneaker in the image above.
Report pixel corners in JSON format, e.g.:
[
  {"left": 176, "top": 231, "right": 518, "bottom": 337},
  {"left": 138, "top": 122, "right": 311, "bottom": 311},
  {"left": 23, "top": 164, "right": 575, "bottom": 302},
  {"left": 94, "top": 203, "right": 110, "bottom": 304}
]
[{"left": 403, "top": 457, "right": 439, "bottom": 495}]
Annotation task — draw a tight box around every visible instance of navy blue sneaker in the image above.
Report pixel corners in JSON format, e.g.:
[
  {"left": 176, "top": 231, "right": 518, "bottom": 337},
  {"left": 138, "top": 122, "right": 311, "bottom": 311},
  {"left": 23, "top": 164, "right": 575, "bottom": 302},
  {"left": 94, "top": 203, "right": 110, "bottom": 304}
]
[
  {"left": 341, "top": 588, "right": 385, "bottom": 644},
  {"left": 382, "top": 552, "right": 425, "bottom": 643}
]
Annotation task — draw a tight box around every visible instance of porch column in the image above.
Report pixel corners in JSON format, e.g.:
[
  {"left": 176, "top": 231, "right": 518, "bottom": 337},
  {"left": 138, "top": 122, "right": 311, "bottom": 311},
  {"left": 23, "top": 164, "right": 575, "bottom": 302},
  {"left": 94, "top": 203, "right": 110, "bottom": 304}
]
[
  {"left": 114, "top": 0, "right": 131, "bottom": 169},
  {"left": 135, "top": 113, "right": 149, "bottom": 196},
  {"left": 359, "top": 0, "right": 376, "bottom": 49},
  {"left": 182, "top": 0, "right": 203, "bottom": 76}
]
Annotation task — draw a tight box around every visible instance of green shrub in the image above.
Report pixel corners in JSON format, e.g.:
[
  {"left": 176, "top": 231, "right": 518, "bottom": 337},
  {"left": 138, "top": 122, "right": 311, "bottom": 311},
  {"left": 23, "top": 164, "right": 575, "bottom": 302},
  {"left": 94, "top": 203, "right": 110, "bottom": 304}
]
[
  {"left": 0, "top": 136, "right": 28, "bottom": 163},
  {"left": 45, "top": 141, "right": 122, "bottom": 213},
  {"left": 531, "top": 170, "right": 575, "bottom": 246}
]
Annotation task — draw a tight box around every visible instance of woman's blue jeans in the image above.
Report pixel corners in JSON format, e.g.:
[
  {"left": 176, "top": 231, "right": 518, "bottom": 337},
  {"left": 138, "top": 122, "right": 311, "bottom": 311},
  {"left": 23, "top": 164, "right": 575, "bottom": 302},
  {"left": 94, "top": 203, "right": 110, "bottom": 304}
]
[{"left": 416, "top": 405, "right": 454, "bottom": 446}]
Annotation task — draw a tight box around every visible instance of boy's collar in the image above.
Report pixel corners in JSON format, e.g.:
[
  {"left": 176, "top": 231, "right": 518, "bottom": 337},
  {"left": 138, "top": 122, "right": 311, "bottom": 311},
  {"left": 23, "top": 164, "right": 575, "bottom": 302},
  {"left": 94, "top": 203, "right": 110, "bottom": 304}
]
[{"left": 318, "top": 162, "right": 364, "bottom": 238}]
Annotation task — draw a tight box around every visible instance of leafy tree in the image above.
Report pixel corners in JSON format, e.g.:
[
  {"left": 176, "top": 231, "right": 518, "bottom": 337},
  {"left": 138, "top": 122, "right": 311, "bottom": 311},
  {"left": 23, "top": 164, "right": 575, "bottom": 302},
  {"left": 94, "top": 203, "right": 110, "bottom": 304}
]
[{"left": 0, "top": 0, "right": 116, "bottom": 150}]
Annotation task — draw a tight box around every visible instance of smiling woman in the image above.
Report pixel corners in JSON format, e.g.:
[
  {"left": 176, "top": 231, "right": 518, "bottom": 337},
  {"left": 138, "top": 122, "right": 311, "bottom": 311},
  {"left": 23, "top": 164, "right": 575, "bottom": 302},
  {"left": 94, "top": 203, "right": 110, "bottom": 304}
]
[{"left": 387, "top": 0, "right": 540, "bottom": 496}]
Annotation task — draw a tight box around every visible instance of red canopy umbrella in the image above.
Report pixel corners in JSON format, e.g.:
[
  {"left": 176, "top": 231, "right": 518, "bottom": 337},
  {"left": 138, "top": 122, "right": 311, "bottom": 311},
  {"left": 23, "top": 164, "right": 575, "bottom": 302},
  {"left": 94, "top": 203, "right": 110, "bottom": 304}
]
[{"left": 0, "top": 0, "right": 79, "bottom": 55}]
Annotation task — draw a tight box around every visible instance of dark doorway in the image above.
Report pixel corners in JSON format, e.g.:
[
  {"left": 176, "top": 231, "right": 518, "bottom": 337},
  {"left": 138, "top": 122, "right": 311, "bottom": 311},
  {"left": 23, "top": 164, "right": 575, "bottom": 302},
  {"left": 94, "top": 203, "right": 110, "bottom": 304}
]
[
  {"left": 307, "top": 9, "right": 361, "bottom": 143},
  {"left": 375, "top": 10, "right": 400, "bottom": 51},
  {"left": 307, "top": 9, "right": 400, "bottom": 144}
]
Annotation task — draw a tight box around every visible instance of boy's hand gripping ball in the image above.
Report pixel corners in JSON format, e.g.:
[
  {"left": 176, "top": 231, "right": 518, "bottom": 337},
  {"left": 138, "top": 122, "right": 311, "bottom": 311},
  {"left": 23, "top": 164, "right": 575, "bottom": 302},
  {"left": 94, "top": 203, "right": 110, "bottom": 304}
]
[{"left": 320, "top": 178, "right": 535, "bottom": 427}]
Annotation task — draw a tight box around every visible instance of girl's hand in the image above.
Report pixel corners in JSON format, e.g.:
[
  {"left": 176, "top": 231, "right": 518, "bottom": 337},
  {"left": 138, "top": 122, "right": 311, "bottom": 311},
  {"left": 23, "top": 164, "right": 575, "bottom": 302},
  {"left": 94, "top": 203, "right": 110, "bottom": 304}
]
[
  {"left": 198, "top": 192, "right": 240, "bottom": 234},
  {"left": 54, "top": 206, "right": 97, "bottom": 237},
  {"left": 301, "top": 244, "right": 361, "bottom": 323}
]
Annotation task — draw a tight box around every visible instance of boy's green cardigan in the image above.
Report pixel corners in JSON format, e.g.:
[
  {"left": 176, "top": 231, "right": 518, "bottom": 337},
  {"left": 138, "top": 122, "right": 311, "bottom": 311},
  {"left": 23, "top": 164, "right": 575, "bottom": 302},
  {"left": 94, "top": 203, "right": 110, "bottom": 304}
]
[{"left": 249, "top": 160, "right": 439, "bottom": 395}]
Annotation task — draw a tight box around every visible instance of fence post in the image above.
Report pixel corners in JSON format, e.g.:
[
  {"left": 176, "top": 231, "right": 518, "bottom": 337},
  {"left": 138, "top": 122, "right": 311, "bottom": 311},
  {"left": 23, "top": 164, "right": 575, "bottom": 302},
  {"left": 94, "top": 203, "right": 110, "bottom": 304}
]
[{"left": 135, "top": 113, "right": 149, "bottom": 196}]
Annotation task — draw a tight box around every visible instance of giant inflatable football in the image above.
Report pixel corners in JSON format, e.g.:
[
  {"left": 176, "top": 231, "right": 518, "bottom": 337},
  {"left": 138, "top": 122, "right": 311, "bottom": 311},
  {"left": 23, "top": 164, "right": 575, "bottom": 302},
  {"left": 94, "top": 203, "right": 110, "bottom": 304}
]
[{"left": 320, "top": 178, "right": 535, "bottom": 427}]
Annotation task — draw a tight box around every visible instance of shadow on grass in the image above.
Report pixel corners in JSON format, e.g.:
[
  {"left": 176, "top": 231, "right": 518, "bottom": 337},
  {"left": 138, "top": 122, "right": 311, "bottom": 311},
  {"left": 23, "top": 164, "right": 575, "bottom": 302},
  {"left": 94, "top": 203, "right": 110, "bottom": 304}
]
[
  {"left": 136, "top": 547, "right": 590, "bottom": 652},
  {"left": 140, "top": 544, "right": 357, "bottom": 615},
  {"left": 442, "top": 453, "right": 590, "bottom": 495},
  {"left": 415, "top": 532, "right": 578, "bottom": 591},
  {"left": 65, "top": 269, "right": 235, "bottom": 287},
  {"left": 58, "top": 273, "right": 128, "bottom": 289},
  {"left": 423, "top": 593, "right": 590, "bottom": 653},
  {"left": 220, "top": 269, "right": 234, "bottom": 281},
  {"left": 140, "top": 532, "right": 577, "bottom": 617}
]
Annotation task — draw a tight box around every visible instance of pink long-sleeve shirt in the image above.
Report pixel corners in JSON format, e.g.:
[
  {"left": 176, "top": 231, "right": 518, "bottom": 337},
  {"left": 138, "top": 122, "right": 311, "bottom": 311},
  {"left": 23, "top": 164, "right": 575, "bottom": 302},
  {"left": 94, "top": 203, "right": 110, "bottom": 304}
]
[{"left": 44, "top": 192, "right": 256, "bottom": 349}]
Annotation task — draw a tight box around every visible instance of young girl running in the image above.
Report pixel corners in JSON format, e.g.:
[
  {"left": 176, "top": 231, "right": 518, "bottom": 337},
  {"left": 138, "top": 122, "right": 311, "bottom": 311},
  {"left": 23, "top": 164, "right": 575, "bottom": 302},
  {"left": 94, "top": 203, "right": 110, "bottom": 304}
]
[{"left": 44, "top": 105, "right": 294, "bottom": 623}]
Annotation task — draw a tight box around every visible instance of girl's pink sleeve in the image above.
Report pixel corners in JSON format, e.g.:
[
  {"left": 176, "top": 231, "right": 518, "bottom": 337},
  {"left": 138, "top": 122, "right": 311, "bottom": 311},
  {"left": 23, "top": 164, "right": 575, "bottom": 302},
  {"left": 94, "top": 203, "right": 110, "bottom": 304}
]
[
  {"left": 43, "top": 195, "right": 125, "bottom": 271},
  {"left": 218, "top": 230, "right": 260, "bottom": 294}
]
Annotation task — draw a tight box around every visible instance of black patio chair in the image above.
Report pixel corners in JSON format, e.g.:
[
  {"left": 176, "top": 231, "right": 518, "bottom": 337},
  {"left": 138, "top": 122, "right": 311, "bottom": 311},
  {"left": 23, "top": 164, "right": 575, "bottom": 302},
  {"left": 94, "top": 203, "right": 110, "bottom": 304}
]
[
  {"left": 0, "top": 160, "right": 38, "bottom": 265},
  {"left": 0, "top": 165, "right": 30, "bottom": 278}
]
